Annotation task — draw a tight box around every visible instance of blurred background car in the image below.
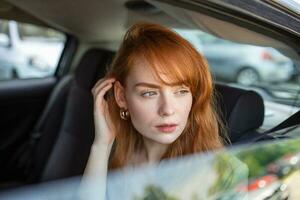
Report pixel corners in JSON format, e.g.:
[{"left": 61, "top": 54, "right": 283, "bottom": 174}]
[
  {"left": 0, "top": 20, "right": 64, "bottom": 80},
  {"left": 267, "top": 151, "right": 300, "bottom": 178},
  {"left": 175, "top": 30, "right": 294, "bottom": 86},
  {"left": 234, "top": 174, "right": 289, "bottom": 200}
]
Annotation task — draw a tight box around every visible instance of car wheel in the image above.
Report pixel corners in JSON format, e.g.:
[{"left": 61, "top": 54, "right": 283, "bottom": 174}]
[{"left": 236, "top": 68, "right": 260, "bottom": 85}]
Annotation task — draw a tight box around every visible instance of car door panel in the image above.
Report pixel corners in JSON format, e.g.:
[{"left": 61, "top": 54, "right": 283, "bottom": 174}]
[{"left": 0, "top": 77, "right": 57, "bottom": 181}]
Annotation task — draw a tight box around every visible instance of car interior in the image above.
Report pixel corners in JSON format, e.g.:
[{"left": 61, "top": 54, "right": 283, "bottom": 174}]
[{"left": 0, "top": 0, "right": 299, "bottom": 192}]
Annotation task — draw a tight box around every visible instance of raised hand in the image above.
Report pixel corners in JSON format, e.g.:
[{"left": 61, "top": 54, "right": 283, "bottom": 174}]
[{"left": 91, "top": 77, "right": 116, "bottom": 147}]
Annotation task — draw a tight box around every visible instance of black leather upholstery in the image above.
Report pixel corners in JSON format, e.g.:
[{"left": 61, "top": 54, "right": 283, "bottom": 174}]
[
  {"left": 24, "top": 49, "right": 114, "bottom": 183},
  {"left": 75, "top": 49, "right": 112, "bottom": 90},
  {"left": 30, "top": 75, "right": 73, "bottom": 182},
  {"left": 215, "top": 84, "right": 265, "bottom": 143}
]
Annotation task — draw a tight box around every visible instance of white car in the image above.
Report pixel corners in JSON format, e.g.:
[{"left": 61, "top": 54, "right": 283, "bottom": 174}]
[
  {"left": 175, "top": 30, "right": 294, "bottom": 85},
  {"left": 0, "top": 20, "right": 64, "bottom": 80}
]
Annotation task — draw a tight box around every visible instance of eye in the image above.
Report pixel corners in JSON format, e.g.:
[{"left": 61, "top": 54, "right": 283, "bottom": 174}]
[
  {"left": 175, "top": 89, "right": 190, "bottom": 96},
  {"left": 141, "top": 91, "right": 158, "bottom": 97}
]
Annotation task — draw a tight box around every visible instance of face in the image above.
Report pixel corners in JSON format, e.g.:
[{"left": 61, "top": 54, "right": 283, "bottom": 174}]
[{"left": 114, "top": 58, "right": 193, "bottom": 145}]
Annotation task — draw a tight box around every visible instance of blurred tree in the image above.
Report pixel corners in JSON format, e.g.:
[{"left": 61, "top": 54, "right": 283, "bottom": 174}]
[
  {"left": 236, "top": 139, "right": 300, "bottom": 178},
  {"left": 134, "top": 184, "right": 177, "bottom": 200}
]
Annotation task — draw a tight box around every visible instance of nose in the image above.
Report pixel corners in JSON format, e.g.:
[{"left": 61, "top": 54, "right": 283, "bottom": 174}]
[{"left": 158, "top": 94, "right": 175, "bottom": 117}]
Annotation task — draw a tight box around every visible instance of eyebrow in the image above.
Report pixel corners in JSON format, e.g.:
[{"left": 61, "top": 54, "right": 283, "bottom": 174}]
[
  {"left": 134, "top": 82, "right": 160, "bottom": 89},
  {"left": 133, "top": 82, "right": 185, "bottom": 88}
]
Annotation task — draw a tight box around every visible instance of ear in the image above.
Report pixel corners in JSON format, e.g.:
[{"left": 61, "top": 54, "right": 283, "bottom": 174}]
[{"left": 114, "top": 81, "right": 128, "bottom": 108}]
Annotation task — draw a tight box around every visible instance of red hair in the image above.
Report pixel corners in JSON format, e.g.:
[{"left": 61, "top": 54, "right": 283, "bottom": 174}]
[{"left": 105, "top": 22, "right": 225, "bottom": 170}]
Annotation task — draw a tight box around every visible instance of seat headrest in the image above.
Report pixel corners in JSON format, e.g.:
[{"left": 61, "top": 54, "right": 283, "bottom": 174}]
[
  {"left": 215, "top": 84, "right": 264, "bottom": 143},
  {"left": 75, "top": 48, "right": 114, "bottom": 90}
]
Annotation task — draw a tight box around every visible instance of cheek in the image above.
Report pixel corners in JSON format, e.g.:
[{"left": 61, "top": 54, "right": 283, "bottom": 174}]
[
  {"left": 126, "top": 97, "right": 156, "bottom": 125},
  {"left": 180, "top": 96, "right": 193, "bottom": 119}
]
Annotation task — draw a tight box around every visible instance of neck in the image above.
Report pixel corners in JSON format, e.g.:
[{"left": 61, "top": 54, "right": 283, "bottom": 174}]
[{"left": 142, "top": 137, "right": 169, "bottom": 164}]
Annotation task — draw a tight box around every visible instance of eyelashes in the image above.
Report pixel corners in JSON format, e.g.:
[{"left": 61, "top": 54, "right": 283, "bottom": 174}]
[
  {"left": 141, "top": 91, "right": 157, "bottom": 97},
  {"left": 140, "top": 89, "right": 190, "bottom": 98},
  {"left": 177, "top": 89, "right": 190, "bottom": 95}
]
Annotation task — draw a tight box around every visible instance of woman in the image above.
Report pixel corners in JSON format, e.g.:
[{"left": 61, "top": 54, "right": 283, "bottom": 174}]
[{"left": 82, "top": 22, "right": 226, "bottom": 199}]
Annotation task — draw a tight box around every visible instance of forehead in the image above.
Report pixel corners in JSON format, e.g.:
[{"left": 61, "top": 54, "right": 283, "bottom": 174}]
[{"left": 126, "top": 58, "right": 167, "bottom": 84}]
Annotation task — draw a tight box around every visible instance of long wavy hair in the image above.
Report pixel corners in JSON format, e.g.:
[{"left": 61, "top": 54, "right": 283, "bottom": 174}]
[{"left": 105, "top": 22, "right": 226, "bottom": 170}]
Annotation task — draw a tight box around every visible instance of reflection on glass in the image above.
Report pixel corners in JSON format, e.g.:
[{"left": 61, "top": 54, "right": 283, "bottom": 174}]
[
  {"left": 106, "top": 139, "right": 299, "bottom": 200},
  {"left": 107, "top": 150, "right": 248, "bottom": 200},
  {"left": 0, "top": 138, "right": 300, "bottom": 200}
]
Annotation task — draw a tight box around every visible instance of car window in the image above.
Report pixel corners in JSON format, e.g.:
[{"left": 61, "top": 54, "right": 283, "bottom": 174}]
[
  {"left": 18, "top": 23, "right": 65, "bottom": 42},
  {"left": 0, "top": 20, "right": 9, "bottom": 35},
  {"left": 0, "top": 19, "right": 66, "bottom": 80},
  {"left": 175, "top": 29, "right": 300, "bottom": 133}
]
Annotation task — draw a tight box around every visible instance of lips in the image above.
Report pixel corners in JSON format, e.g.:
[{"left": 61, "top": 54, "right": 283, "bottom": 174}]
[{"left": 156, "top": 123, "right": 178, "bottom": 133}]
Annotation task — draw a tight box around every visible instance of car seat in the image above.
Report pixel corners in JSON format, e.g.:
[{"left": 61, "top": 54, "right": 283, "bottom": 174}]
[
  {"left": 29, "top": 48, "right": 114, "bottom": 182},
  {"left": 215, "top": 84, "right": 273, "bottom": 144}
]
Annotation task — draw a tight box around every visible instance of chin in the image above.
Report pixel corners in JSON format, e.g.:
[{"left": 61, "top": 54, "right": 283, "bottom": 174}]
[{"left": 153, "top": 134, "right": 180, "bottom": 144}]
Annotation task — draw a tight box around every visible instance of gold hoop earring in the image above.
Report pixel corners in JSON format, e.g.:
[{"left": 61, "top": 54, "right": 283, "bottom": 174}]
[{"left": 120, "top": 108, "right": 130, "bottom": 120}]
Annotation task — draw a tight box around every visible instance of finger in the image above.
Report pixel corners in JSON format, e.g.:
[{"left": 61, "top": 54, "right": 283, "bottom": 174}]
[
  {"left": 93, "top": 77, "right": 108, "bottom": 88},
  {"left": 92, "top": 78, "right": 115, "bottom": 95},
  {"left": 91, "top": 78, "right": 111, "bottom": 94},
  {"left": 94, "top": 82, "right": 113, "bottom": 106},
  {"left": 92, "top": 77, "right": 115, "bottom": 93},
  {"left": 93, "top": 81, "right": 115, "bottom": 99}
]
